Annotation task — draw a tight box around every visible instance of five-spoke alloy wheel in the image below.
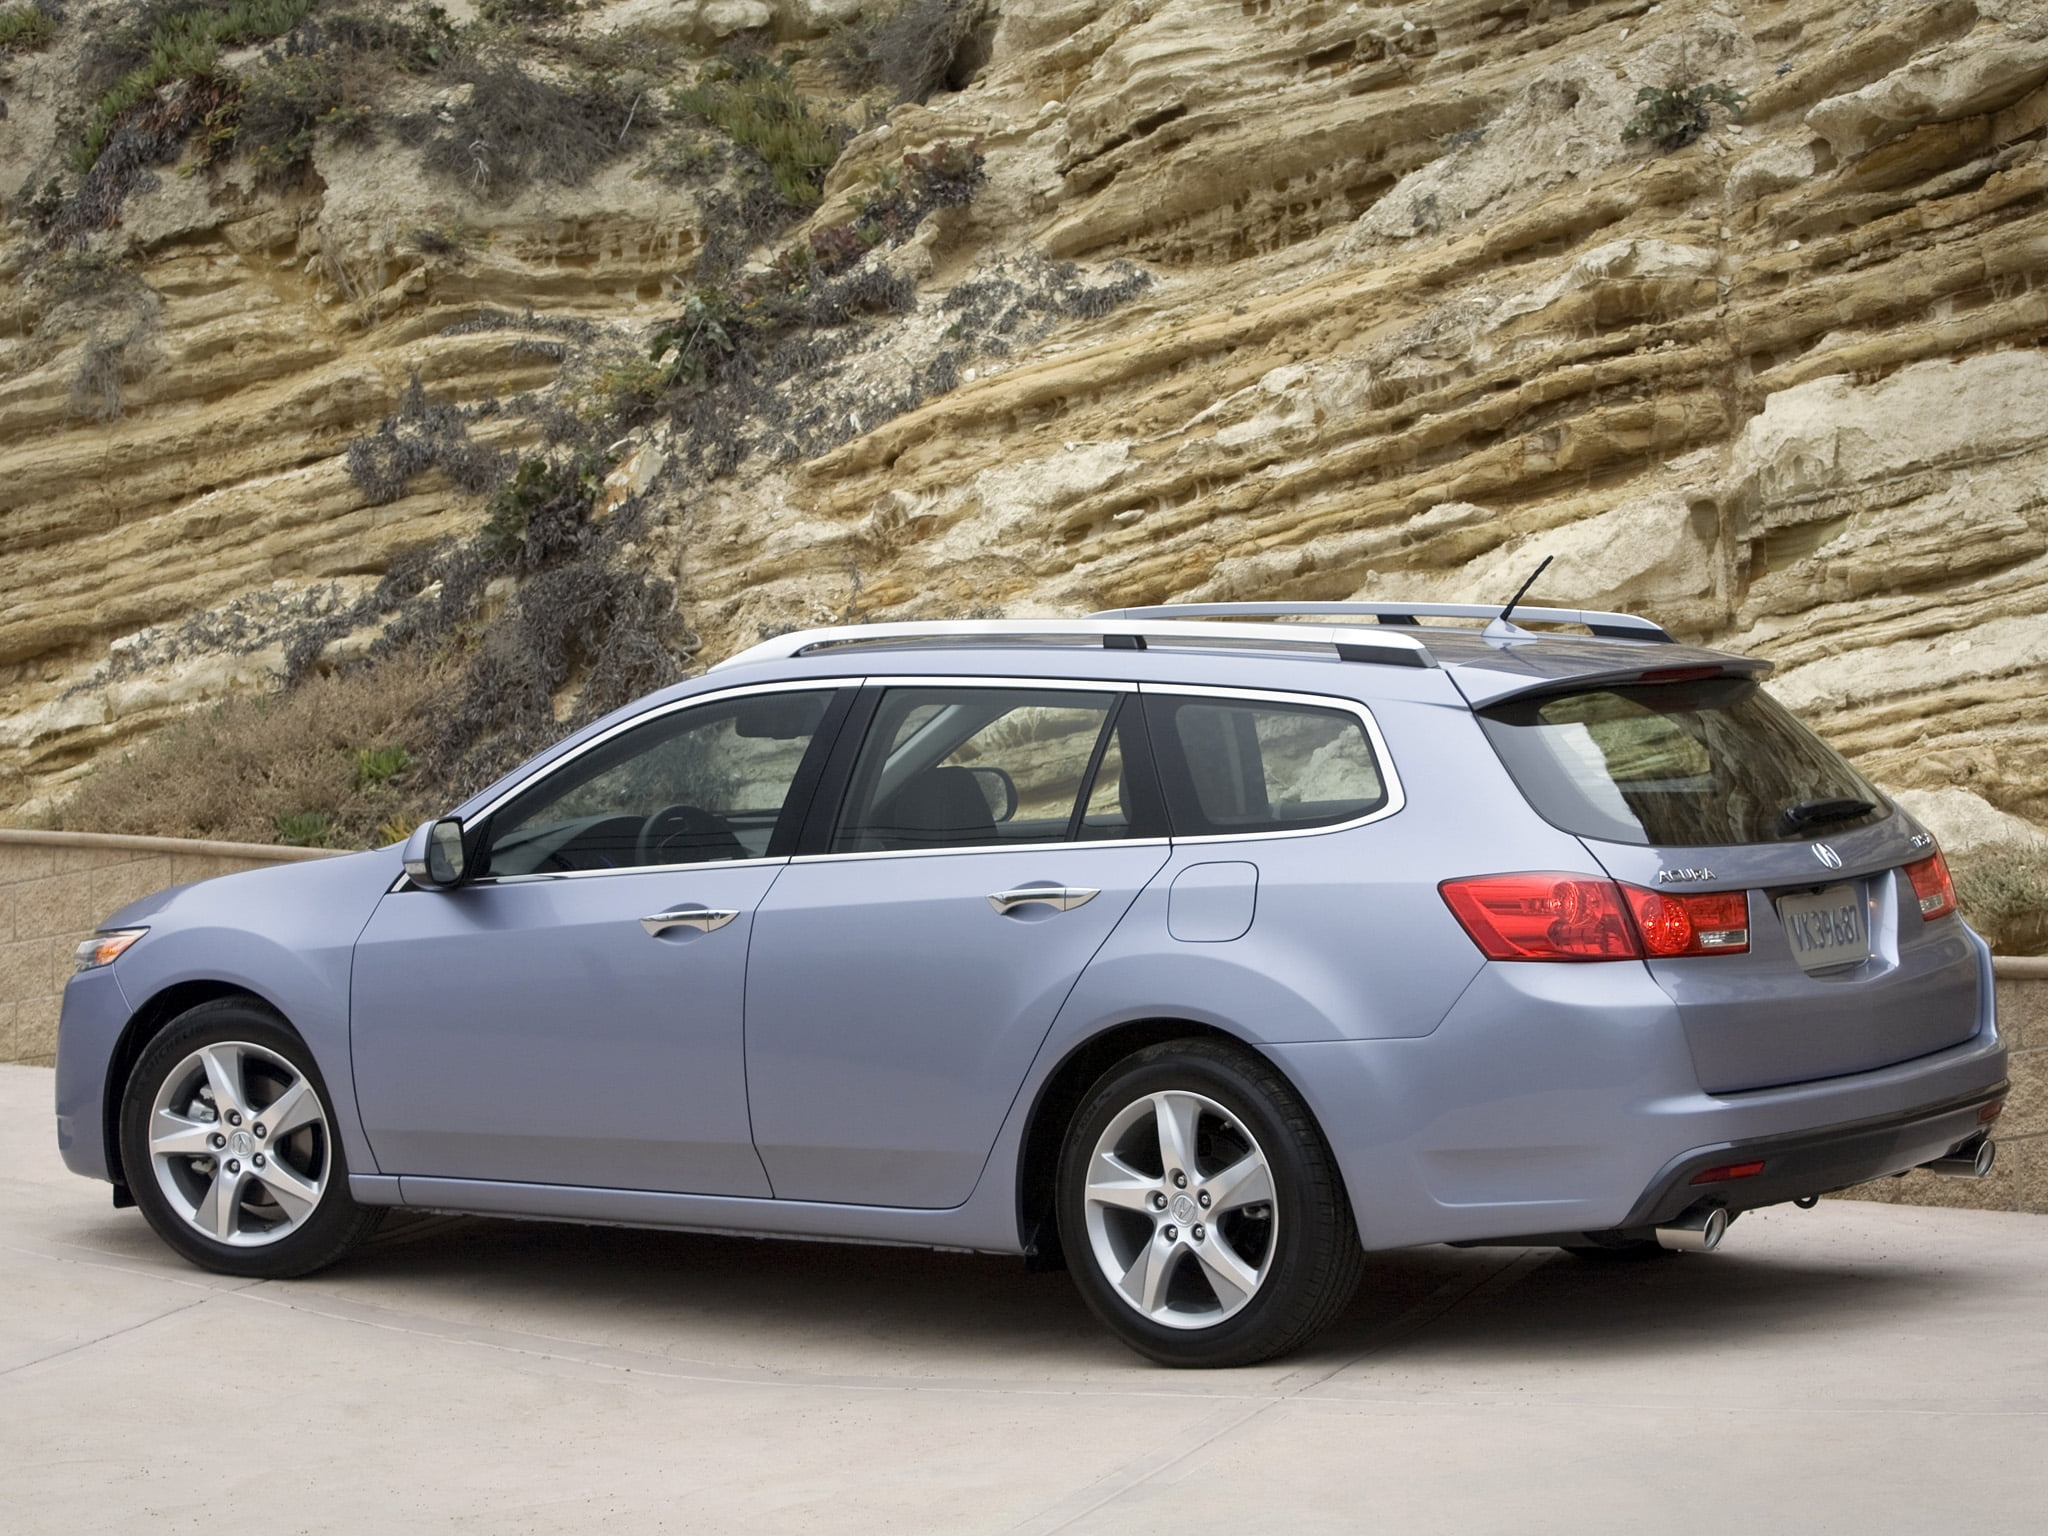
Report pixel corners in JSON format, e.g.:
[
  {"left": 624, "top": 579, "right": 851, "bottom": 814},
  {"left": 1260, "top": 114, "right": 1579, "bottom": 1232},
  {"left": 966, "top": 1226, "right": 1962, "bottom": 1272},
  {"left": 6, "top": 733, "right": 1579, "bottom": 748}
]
[
  {"left": 1057, "top": 1039, "right": 1362, "bottom": 1367},
  {"left": 120, "top": 999, "right": 381, "bottom": 1279}
]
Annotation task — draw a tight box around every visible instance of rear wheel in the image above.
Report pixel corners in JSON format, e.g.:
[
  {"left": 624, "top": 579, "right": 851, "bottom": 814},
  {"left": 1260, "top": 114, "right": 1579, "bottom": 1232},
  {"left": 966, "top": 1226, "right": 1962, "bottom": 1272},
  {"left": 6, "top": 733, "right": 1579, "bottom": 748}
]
[
  {"left": 118, "top": 999, "right": 381, "bottom": 1279},
  {"left": 1056, "top": 1039, "right": 1361, "bottom": 1367}
]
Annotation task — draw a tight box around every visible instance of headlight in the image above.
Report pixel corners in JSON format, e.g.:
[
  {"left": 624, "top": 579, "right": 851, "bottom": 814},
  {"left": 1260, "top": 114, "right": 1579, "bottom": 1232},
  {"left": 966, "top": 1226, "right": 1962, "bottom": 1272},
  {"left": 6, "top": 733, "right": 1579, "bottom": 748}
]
[{"left": 74, "top": 928, "right": 148, "bottom": 973}]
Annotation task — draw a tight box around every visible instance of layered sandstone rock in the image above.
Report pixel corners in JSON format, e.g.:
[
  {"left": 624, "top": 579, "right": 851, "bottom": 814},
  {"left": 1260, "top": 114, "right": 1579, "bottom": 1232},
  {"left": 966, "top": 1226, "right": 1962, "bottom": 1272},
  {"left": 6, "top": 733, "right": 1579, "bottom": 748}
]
[{"left": 2, "top": 0, "right": 2045, "bottom": 898}]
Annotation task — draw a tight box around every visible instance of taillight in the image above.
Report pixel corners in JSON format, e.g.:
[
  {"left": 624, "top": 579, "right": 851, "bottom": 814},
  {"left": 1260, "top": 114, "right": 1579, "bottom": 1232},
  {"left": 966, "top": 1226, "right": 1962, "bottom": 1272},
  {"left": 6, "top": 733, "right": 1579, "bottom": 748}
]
[
  {"left": 1438, "top": 874, "right": 1638, "bottom": 960},
  {"left": 1441, "top": 875, "right": 1750, "bottom": 961},
  {"left": 1905, "top": 851, "right": 1957, "bottom": 920},
  {"left": 1621, "top": 887, "right": 1750, "bottom": 956}
]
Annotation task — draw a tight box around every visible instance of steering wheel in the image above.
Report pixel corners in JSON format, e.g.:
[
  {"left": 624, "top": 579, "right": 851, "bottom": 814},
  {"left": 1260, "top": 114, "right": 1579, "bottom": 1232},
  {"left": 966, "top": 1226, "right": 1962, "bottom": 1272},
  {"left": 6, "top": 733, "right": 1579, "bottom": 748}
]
[{"left": 637, "top": 803, "right": 745, "bottom": 866}]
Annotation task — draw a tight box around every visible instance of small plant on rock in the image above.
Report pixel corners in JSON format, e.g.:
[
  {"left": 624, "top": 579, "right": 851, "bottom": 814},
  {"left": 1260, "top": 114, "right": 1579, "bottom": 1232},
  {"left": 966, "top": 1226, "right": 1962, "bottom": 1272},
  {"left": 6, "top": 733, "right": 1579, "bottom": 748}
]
[
  {"left": 0, "top": 2, "right": 58, "bottom": 53},
  {"left": 1622, "top": 80, "right": 1746, "bottom": 152}
]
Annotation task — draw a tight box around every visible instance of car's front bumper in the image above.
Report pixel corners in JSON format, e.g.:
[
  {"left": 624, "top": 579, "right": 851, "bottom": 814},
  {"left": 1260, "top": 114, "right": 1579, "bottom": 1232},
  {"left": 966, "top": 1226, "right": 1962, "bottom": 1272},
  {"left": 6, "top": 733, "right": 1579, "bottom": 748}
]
[{"left": 54, "top": 966, "right": 133, "bottom": 1184}]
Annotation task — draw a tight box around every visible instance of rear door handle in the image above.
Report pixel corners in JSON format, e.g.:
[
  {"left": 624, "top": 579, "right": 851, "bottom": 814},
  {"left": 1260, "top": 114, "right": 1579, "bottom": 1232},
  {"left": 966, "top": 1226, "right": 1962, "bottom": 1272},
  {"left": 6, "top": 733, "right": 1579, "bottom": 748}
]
[
  {"left": 640, "top": 907, "right": 740, "bottom": 937},
  {"left": 987, "top": 887, "right": 1100, "bottom": 914}
]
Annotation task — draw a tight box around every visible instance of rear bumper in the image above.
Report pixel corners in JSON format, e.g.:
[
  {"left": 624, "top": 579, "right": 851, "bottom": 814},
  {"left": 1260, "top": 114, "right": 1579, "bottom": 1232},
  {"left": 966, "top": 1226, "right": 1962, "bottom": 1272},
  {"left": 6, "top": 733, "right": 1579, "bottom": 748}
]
[
  {"left": 1268, "top": 933, "right": 2008, "bottom": 1250},
  {"left": 1615, "top": 1079, "right": 2006, "bottom": 1230}
]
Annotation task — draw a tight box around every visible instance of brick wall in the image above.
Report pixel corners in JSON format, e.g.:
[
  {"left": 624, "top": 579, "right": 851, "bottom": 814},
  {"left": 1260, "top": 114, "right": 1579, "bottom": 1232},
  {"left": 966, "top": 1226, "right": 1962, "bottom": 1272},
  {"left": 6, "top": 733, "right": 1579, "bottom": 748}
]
[
  {"left": 2, "top": 828, "right": 2040, "bottom": 1213},
  {"left": 0, "top": 830, "right": 332, "bottom": 1066}
]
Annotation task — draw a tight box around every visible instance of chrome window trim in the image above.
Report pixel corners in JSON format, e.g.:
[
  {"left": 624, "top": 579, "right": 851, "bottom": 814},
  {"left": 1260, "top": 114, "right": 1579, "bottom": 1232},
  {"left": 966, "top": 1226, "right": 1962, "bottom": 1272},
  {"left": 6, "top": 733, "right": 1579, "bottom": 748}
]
[
  {"left": 790, "top": 837, "right": 1171, "bottom": 867},
  {"left": 456, "top": 677, "right": 865, "bottom": 885},
  {"left": 474, "top": 854, "right": 794, "bottom": 888},
  {"left": 1134, "top": 680, "right": 1407, "bottom": 844}
]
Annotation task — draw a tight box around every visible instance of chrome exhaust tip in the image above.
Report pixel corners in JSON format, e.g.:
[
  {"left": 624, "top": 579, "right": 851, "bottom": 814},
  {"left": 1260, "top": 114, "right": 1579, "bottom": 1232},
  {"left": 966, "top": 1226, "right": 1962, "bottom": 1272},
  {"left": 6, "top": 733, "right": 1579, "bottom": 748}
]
[
  {"left": 1654, "top": 1205, "right": 1728, "bottom": 1253},
  {"left": 1924, "top": 1137, "right": 1997, "bottom": 1180}
]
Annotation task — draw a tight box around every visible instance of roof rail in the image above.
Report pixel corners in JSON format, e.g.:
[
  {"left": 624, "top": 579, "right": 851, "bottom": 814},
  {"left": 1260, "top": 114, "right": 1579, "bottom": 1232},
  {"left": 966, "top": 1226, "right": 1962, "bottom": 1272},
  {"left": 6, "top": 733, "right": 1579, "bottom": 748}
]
[
  {"left": 711, "top": 618, "right": 1437, "bottom": 671},
  {"left": 1090, "top": 601, "right": 1675, "bottom": 643}
]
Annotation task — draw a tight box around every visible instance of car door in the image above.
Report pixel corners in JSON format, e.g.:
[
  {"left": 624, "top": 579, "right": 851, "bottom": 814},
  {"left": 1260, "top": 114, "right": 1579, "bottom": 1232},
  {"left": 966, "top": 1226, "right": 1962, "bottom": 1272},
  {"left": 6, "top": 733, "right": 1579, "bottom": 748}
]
[
  {"left": 744, "top": 680, "right": 1173, "bottom": 1208},
  {"left": 351, "top": 683, "right": 851, "bottom": 1196}
]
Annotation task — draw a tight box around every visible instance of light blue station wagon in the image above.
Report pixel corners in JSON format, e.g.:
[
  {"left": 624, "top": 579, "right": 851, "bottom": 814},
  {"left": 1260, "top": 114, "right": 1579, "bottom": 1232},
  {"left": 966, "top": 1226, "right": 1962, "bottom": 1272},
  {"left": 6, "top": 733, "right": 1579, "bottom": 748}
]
[{"left": 56, "top": 603, "right": 2009, "bottom": 1364}]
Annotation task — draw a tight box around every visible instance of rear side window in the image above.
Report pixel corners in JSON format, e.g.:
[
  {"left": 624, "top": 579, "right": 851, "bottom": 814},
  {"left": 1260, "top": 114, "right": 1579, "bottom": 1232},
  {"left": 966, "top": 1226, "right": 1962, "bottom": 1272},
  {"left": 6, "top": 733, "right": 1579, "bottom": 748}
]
[
  {"left": 1145, "top": 694, "right": 1389, "bottom": 837},
  {"left": 833, "top": 687, "right": 1157, "bottom": 853},
  {"left": 1477, "top": 678, "right": 1885, "bottom": 848}
]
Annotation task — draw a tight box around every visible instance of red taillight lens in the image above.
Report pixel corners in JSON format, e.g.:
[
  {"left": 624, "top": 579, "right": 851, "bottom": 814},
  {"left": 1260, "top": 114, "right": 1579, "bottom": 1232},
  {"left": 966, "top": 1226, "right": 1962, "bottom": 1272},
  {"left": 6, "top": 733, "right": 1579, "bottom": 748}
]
[
  {"left": 1621, "top": 887, "right": 1750, "bottom": 957},
  {"left": 1439, "top": 874, "right": 1639, "bottom": 960},
  {"left": 1905, "top": 851, "right": 1957, "bottom": 920},
  {"left": 1442, "top": 875, "right": 1752, "bottom": 961}
]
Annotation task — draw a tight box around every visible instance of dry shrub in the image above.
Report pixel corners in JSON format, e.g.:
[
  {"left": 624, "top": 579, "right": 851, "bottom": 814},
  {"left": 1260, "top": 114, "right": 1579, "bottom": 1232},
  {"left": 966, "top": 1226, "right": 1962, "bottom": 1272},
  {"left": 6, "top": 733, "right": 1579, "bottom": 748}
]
[
  {"left": 1952, "top": 846, "right": 2048, "bottom": 956},
  {"left": 51, "top": 651, "right": 459, "bottom": 849}
]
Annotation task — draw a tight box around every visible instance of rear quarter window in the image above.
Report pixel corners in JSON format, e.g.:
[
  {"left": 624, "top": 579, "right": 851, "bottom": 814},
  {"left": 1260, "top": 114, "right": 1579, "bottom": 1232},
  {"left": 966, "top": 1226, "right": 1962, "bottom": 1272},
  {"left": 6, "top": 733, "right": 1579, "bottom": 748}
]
[
  {"left": 1477, "top": 678, "right": 1885, "bottom": 848},
  {"left": 1146, "top": 694, "right": 1389, "bottom": 837}
]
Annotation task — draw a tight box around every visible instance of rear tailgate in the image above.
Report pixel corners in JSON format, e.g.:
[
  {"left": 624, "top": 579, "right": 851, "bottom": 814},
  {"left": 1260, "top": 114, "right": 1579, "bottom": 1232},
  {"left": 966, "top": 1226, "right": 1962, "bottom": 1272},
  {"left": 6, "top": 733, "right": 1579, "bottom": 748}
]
[
  {"left": 1468, "top": 668, "right": 1981, "bottom": 1093},
  {"left": 1584, "top": 822, "right": 1980, "bottom": 1092}
]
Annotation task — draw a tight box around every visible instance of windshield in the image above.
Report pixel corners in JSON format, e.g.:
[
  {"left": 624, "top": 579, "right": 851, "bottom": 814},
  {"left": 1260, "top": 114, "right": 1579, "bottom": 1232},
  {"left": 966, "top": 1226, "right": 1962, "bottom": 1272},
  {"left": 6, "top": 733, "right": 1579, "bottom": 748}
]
[{"left": 1477, "top": 677, "right": 1886, "bottom": 848}]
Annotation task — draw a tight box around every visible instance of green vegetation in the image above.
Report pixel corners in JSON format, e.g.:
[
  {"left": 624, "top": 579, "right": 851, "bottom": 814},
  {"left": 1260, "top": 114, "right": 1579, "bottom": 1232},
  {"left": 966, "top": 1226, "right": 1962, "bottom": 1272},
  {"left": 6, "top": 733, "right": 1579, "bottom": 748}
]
[
  {"left": 74, "top": 0, "right": 315, "bottom": 174},
  {"left": 671, "top": 52, "right": 847, "bottom": 209},
  {"left": 351, "top": 744, "right": 414, "bottom": 790},
  {"left": 1622, "top": 81, "right": 1747, "bottom": 153},
  {"left": 480, "top": 456, "right": 604, "bottom": 566},
  {"left": 273, "top": 810, "right": 334, "bottom": 846},
  {"left": 0, "top": 3, "right": 58, "bottom": 52}
]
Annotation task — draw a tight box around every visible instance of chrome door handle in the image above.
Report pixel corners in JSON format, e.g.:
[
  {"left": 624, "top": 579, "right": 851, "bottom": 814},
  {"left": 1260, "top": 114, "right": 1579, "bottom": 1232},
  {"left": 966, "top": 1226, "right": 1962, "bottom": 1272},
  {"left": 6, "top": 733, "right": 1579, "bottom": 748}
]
[
  {"left": 640, "top": 908, "right": 740, "bottom": 937},
  {"left": 987, "top": 887, "right": 1100, "bottom": 914}
]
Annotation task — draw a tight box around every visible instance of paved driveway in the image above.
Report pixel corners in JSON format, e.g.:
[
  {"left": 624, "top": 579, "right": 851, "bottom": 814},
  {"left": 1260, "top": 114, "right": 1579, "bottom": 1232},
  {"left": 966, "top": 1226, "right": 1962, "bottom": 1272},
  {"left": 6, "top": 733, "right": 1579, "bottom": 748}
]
[{"left": 3, "top": 1064, "right": 2044, "bottom": 1534}]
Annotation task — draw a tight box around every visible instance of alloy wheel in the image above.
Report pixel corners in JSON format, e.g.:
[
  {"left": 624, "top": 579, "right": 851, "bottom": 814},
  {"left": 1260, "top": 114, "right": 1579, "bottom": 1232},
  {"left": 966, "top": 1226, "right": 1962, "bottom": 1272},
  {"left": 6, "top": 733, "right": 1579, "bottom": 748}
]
[
  {"left": 1081, "top": 1089, "right": 1278, "bottom": 1329},
  {"left": 146, "top": 1040, "right": 332, "bottom": 1248}
]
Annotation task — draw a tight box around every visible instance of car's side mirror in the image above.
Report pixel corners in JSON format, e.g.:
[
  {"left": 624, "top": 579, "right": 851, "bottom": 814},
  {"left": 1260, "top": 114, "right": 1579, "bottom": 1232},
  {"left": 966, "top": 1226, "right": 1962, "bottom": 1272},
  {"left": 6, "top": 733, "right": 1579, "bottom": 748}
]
[
  {"left": 963, "top": 766, "right": 1019, "bottom": 823},
  {"left": 402, "top": 818, "right": 470, "bottom": 888}
]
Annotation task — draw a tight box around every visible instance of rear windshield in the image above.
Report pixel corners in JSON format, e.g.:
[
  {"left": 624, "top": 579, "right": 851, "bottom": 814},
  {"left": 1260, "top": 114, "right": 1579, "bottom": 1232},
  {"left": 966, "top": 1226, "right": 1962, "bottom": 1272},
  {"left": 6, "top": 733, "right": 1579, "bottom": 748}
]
[{"left": 1477, "top": 677, "right": 1885, "bottom": 848}]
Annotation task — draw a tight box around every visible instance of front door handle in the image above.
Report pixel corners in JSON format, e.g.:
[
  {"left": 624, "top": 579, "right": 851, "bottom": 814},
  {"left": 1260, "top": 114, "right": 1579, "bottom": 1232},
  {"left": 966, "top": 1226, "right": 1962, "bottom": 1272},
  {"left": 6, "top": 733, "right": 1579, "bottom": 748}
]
[
  {"left": 987, "top": 887, "right": 1100, "bottom": 914},
  {"left": 640, "top": 907, "right": 740, "bottom": 937}
]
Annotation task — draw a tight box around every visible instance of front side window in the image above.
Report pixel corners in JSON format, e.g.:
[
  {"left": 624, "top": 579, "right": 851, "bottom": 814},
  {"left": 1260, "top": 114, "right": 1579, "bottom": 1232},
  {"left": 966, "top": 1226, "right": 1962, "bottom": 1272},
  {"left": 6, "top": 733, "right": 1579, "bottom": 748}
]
[
  {"left": 1146, "top": 694, "right": 1390, "bottom": 837},
  {"left": 1476, "top": 677, "right": 1886, "bottom": 847},
  {"left": 833, "top": 687, "right": 1152, "bottom": 853},
  {"left": 484, "top": 689, "right": 839, "bottom": 875}
]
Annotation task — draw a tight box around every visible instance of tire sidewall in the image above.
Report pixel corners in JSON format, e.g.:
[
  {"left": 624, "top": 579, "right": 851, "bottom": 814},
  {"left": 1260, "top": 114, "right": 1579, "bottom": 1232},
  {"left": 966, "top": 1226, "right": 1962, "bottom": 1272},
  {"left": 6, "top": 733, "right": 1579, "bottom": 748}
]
[
  {"left": 1056, "top": 1042, "right": 1351, "bottom": 1367},
  {"left": 119, "top": 999, "right": 369, "bottom": 1279}
]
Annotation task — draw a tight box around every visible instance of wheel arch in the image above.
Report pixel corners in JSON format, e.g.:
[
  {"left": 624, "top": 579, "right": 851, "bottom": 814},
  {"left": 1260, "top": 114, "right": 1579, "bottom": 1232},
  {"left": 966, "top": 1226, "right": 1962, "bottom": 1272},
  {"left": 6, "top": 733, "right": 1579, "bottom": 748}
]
[
  {"left": 103, "top": 980, "right": 275, "bottom": 1192},
  {"left": 1014, "top": 1016, "right": 1307, "bottom": 1266}
]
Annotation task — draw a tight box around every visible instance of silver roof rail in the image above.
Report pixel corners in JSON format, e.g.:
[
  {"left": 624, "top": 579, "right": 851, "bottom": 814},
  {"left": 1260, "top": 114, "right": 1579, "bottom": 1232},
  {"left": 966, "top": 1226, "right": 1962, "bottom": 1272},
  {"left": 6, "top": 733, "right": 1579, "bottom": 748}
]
[
  {"left": 711, "top": 618, "right": 1437, "bottom": 671},
  {"left": 1090, "top": 601, "right": 1675, "bottom": 643}
]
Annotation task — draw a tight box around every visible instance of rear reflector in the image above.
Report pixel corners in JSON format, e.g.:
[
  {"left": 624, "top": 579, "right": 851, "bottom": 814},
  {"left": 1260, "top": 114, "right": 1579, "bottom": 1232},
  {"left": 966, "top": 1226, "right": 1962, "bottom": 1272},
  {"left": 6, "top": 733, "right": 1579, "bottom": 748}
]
[
  {"left": 1440, "top": 874, "right": 1749, "bottom": 961},
  {"left": 1980, "top": 1101, "right": 2005, "bottom": 1123},
  {"left": 1905, "top": 851, "right": 1957, "bottom": 920},
  {"left": 1690, "top": 1160, "right": 1766, "bottom": 1185}
]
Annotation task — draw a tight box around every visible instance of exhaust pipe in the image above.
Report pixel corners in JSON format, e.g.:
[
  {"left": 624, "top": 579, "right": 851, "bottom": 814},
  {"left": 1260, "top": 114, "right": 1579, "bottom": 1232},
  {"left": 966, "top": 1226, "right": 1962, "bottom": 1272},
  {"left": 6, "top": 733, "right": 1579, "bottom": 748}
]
[
  {"left": 1654, "top": 1205, "right": 1728, "bottom": 1253},
  {"left": 1923, "top": 1137, "right": 1997, "bottom": 1180}
]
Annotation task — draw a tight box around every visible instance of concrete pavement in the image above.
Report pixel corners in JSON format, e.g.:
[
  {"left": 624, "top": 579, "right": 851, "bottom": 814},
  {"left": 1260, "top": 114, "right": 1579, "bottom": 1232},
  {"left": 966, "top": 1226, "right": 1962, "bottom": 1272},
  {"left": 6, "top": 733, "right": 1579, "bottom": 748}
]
[{"left": 3, "top": 1062, "right": 2044, "bottom": 1534}]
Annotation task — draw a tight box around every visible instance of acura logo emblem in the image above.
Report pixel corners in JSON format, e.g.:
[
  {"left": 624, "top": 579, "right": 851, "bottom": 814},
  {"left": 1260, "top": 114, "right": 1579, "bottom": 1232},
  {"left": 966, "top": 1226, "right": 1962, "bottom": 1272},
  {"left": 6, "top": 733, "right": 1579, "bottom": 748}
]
[{"left": 1811, "top": 842, "right": 1843, "bottom": 870}]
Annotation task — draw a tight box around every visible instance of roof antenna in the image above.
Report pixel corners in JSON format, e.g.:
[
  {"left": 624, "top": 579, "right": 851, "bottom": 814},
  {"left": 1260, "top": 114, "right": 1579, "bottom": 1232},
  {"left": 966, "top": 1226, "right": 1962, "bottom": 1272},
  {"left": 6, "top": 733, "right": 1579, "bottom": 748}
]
[{"left": 1486, "top": 555, "right": 1553, "bottom": 641}]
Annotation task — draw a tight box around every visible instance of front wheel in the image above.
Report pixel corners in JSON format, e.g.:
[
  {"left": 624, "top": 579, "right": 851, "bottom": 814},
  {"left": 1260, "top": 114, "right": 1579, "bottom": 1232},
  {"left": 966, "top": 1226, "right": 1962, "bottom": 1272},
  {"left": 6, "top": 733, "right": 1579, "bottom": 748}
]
[
  {"left": 118, "top": 998, "right": 382, "bottom": 1279},
  {"left": 1056, "top": 1039, "right": 1362, "bottom": 1367}
]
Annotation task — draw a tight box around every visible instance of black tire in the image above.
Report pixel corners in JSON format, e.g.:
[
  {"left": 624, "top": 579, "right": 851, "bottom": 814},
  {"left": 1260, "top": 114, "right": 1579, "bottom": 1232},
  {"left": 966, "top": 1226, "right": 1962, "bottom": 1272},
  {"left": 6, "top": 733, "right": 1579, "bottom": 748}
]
[
  {"left": 118, "top": 998, "right": 382, "bottom": 1279},
  {"left": 1055, "top": 1038, "right": 1362, "bottom": 1368}
]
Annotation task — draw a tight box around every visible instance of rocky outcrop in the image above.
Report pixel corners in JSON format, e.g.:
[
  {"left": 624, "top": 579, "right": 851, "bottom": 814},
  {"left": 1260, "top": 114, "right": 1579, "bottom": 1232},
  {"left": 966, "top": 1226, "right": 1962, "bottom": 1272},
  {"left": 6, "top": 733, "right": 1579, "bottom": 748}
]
[{"left": 3, "top": 0, "right": 2047, "bottom": 880}]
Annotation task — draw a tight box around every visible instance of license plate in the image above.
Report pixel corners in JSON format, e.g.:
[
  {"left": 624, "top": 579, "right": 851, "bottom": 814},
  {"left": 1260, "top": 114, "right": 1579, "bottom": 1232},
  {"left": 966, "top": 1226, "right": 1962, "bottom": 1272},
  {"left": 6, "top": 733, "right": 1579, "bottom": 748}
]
[{"left": 1778, "top": 883, "right": 1868, "bottom": 971}]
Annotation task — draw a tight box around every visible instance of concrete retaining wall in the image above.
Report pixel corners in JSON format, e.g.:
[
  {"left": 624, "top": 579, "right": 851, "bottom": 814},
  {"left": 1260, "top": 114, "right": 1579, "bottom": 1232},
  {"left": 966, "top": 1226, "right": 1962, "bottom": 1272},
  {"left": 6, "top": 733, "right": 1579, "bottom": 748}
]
[
  {"left": 0, "top": 830, "right": 333, "bottom": 1067},
  {"left": 2, "top": 829, "right": 2041, "bottom": 1213}
]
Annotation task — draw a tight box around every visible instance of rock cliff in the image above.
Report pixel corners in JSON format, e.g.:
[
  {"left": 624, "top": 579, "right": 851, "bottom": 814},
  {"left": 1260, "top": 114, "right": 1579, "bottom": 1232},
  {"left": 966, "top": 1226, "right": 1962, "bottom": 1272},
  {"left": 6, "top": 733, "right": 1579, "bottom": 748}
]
[{"left": 3, "top": 0, "right": 2045, "bottom": 929}]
